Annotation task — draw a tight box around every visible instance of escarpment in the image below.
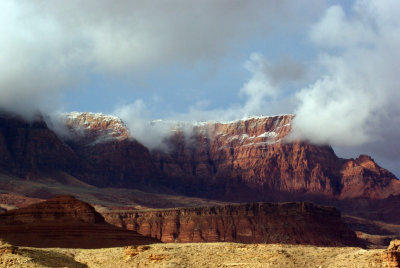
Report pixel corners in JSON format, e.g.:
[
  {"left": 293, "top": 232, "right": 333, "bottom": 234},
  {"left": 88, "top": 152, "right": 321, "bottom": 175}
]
[{"left": 102, "top": 202, "right": 362, "bottom": 247}]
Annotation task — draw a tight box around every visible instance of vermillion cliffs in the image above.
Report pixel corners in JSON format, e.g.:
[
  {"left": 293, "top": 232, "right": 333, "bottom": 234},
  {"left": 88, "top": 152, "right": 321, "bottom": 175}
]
[
  {"left": 1, "top": 112, "right": 400, "bottom": 224},
  {"left": 64, "top": 112, "right": 400, "bottom": 200}
]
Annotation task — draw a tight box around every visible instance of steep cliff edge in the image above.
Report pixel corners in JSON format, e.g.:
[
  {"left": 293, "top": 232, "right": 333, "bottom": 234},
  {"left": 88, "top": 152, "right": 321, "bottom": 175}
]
[{"left": 102, "top": 202, "right": 362, "bottom": 247}]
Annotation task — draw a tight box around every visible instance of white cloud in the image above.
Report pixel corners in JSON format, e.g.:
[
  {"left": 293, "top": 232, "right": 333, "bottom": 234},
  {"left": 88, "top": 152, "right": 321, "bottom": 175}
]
[
  {"left": 115, "top": 51, "right": 302, "bottom": 145},
  {"left": 114, "top": 99, "right": 175, "bottom": 150},
  {"left": 0, "top": 0, "right": 319, "bottom": 119},
  {"left": 288, "top": 0, "right": 400, "bottom": 176},
  {"left": 240, "top": 53, "right": 280, "bottom": 115},
  {"left": 240, "top": 53, "right": 306, "bottom": 117}
]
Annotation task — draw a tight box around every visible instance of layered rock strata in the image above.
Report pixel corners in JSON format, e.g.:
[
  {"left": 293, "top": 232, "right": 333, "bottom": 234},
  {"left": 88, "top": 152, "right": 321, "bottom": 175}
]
[{"left": 102, "top": 202, "right": 362, "bottom": 247}]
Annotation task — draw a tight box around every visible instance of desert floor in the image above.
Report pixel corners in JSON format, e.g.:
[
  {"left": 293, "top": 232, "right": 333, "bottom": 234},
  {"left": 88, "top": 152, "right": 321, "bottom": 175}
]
[{"left": 0, "top": 242, "right": 388, "bottom": 268}]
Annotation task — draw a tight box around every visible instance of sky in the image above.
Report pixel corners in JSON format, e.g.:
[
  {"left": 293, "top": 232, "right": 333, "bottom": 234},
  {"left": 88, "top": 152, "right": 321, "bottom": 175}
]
[{"left": 0, "top": 0, "right": 399, "bottom": 176}]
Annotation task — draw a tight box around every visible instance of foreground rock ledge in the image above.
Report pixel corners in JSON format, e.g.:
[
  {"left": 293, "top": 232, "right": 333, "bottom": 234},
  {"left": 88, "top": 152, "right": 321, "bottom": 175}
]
[
  {"left": 382, "top": 240, "right": 400, "bottom": 267},
  {"left": 103, "top": 202, "right": 363, "bottom": 247}
]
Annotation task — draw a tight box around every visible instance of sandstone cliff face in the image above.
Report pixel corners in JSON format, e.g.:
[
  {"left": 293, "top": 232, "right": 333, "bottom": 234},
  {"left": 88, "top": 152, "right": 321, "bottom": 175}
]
[
  {"left": 102, "top": 202, "right": 361, "bottom": 247},
  {"left": 0, "top": 195, "right": 158, "bottom": 248},
  {"left": 340, "top": 155, "right": 400, "bottom": 199}
]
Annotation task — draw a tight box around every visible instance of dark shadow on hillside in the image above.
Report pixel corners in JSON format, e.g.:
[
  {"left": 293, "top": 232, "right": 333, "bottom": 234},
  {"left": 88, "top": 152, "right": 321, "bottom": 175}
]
[{"left": 19, "top": 248, "right": 88, "bottom": 268}]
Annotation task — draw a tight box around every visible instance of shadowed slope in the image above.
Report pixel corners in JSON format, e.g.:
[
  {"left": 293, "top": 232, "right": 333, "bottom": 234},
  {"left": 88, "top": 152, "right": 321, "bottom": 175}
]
[{"left": 0, "top": 195, "right": 159, "bottom": 248}]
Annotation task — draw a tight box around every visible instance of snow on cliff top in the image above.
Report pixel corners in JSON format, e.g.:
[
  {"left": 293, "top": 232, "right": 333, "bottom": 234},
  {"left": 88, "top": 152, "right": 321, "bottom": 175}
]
[{"left": 64, "top": 112, "right": 294, "bottom": 126}]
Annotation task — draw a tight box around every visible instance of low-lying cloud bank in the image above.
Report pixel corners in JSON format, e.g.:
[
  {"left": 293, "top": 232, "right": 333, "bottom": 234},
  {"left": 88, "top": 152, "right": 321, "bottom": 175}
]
[{"left": 0, "top": 1, "right": 399, "bottom": 175}]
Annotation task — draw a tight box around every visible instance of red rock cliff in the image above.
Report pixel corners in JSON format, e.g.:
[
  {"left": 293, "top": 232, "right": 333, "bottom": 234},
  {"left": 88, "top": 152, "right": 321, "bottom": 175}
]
[{"left": 102, "top": 202, "right": 362, "bottom": 247}]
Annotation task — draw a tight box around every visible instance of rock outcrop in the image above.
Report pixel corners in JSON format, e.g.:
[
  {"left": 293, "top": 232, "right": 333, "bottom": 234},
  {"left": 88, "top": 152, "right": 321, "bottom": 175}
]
[
  {"left": 102, "top": 202, "right": 362, "bottom": 247},
  {"left": 0, "top": 195, "right": 158, "bottom": 248},
  {"left": 382, "top": 240, "right": 400, "bottom": 267}
]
